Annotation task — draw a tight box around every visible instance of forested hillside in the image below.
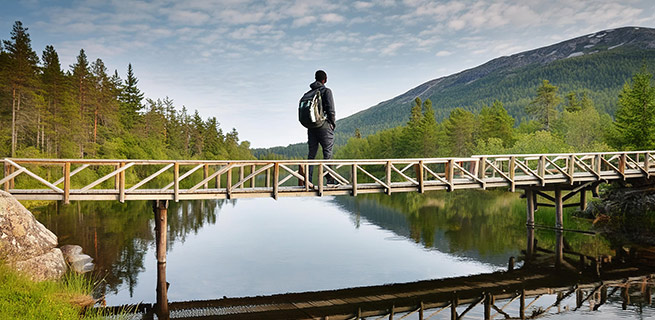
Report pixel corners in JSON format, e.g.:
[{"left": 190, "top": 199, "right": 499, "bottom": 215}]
[
  {"left": 335, "top": 27, "right": 655, "bottom": 145},
  {"left": 0, "top": 21, "right": 252, "bottom": 160}
]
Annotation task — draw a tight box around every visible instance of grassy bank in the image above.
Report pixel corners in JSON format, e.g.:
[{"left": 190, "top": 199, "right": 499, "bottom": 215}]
[{"left": 0, "top": 263, "right": 95, "bottom": 319}]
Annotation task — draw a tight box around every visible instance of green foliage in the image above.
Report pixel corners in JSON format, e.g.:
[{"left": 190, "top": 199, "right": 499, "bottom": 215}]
[
  {"left": 510, "top": 130, "right": 572, "bottom": 154},
  {"left": 0, "top": 264, "right": 93, "bottom": 319},
  {"left": 0, "top": 22, "right": 254, "bottom": 162},
  {"left": 526, "top": 79, "right": 561, "bottom": 130},
  {"left": 609, "top": 69, "right": 655, "bottom": 150},
  {"left": 444, "top": 108, "right": 477, "bottom": 157}
]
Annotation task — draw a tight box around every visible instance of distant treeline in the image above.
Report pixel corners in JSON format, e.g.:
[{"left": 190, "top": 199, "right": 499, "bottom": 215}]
[
  {"left": 335, "top": 47, "right": 655, "bottom": 146},
  {"left": 0, "top": 21, "right": 252, "bottom": 160},
  {"left": 336, "top": 70, "right": 655, "bottom": 159}
]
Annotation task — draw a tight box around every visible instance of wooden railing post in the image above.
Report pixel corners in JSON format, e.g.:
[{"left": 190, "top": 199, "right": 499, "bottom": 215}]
[
  {"left": 119, "top": 162, "right": 126, "bottom": 203},
  {"left": 250, "top": 164, "right": 256, "bottom": 188},
  {"left": 447, "top": 159, "right": 454, "bottom": 191},
  {"left": 226, "top": 164, "right": 233, "bottom": 199},
  {"left": 271, "top": 163, "right": 278, "bottom": 199},
  {"left": 3, "top": 160, "right": 9, "bottom": 192},
  {"left": 351, "top": 164, "right": 358, "bottom": 196},
  {"left": 645, "top": 152, "right": 651, "bottom": 178},
  {"left": 538, "top": 155, "right": 546, "bottom": 185},
  {"left": 386, "top": 161, "right": 392, "bottom": 195},
  {"left": 509, "top": 156, "right": 516, "bottom": 192},
  {"left": 174, "top": 162, "right": 180, "bottom": 202},
  {"left": 478, "top": 157, "right": 487, "bottom": 181},
  {"left": 418, "top": 161, "right": 424, "bottom": 193},
  {"left": 619, "top": 153, "right": 626, "bottom": 178},
  {"left": 203, "top": 164, "right": 209, "bottom": 189},
  {"left": 63, "top": 162, "right": 70, "bottom": 204},
  {"left": 568, "top": 154, "right": 575, "bottom": 184}
]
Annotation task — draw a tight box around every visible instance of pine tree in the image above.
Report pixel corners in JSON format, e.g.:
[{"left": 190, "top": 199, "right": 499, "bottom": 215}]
[
  {"left": 120, "top": 63, "right": 144, "bottom": 130},
  {"left": 70, "top": 49, "right": 92, "bottom": 157},
  {"left": 41, "top": 45, "right": 66, "bottom": 156},
  {"left": 611, "top": 70, "right": 655, "bottom": 150},
  {"left": 527, "top": 80, "right": 561, "bottom": 131},
  {"left": 3, "top": 21, "right": 39, "bottom": 157},
  {"left": 477, "top": 100, "right": 514, "bottom": 147}
]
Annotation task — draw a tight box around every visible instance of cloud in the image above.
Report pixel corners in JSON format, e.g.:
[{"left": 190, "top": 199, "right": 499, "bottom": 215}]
[
  {"left": 292, "top": 16, "right": 317, "bottom": 27},
  {"left": 353, "top": 1, "right": 374, "bottom": 10},
  {"left": 320, "top": 13, "right": 346, "bottom": 23},
  {"left": 436, "top": 50, "right": 452, "bottom": 56},
  {"left": 167, "top": 10, "right": 211, "bottom": 26},
  {"left": 380, "top": 42, "right": 404, "bottom": 56}
]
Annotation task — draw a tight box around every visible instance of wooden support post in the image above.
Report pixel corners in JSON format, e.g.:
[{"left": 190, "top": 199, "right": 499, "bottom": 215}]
[
  {"left": 227, "top": 165, "right": 233, "bottom": 199},
  {"left": 508, "top": 256, "right": 515, "bottom": 271},
  {"left": 576, "top": 288, "right": 583, "bottom": 309},
  {"left": 119, "top": 162, "right": 126, "bottom": 203},
  {"left": 526, "top": 189, "right": 535, "bottom": 226},
  {"left": 318, "top": 164, "right": 324, "bottom": 196},
  {"left": 63, "top": 162, "right": 70, "bottom": 205},
  {"left": 154, "top": 200, "right": 168, "bottom": 263},
  {"left": 114, "top": 164, "right": 120, "bottom": 190},
  {"left": 272, "top": 163, "right": 279, "bottom": 200},
  {"left": 451, "top": 294, "right": 458, "bottom": 320},
  {"left": 600, "top": 285, "right": 607, "bottom": 305},
  {"left": 352, "top": 164, "right": 358, "bottom": 196},
  {"left": 520, "top": 289, "right": 526, "bottom": 320},
  {"left": 624, "top": 288, "right": 635, "bottom": 311},
  {"left": 509, "top": 156, "right": 516, "bottom": 192},
  {"left": 173, "top": 162, "right": 179, "bottom": 202},
  {"left": 156, "top": 256, "right": 170, "bottom": 320},
  {"left": 619, "top": 153, "right": 626, "bottom": 179},
  {"left": 386, "top": 161, "right": 392, "bottom": 195},
  {"left": 153, "top": 200, "right": 169, "bottom": 320},
  {"left": 526, "top": 226, "right": 535, "bottom": 264},
  {"left": 418, "top": 161, "right": 424, "bottom": 193},
  {"left": 555, "top": 189, "right": 563, "bottom": 229},
  {"left": 484, "top": 293, "right": 492, "bottom": 320},
  {"left": 203, "top": 164, "right": 209, "bottom": 189},
  {"left": 557, "top": 292, "right": 563, "bottom": 313},
  {"left": 266, "top": 168, "right": 271, "bottom": 188},
  {"left": 533, "top": 191, "right": 538, "bottom": 211},
  {"left": 389, "top": 304, "right": 394, "bottom": 320},
  {"left": 555, "top": 231, "right": 563, "bottom": 270},
  {"left": 647, "top": 285, "right": 652, "bottom": 305},
  {"left": 580, "top": 189, "right": 587, "bottom": 211}
]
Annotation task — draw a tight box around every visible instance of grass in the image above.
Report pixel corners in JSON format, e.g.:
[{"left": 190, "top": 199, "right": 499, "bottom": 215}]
[{"left": 0, "top": 263, "right": 96, "bottom": 319}]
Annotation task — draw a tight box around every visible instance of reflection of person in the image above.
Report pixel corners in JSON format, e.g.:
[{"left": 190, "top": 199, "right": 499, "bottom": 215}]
[{"left": 307, "top": 70, "right": 336, "bottom": 185}]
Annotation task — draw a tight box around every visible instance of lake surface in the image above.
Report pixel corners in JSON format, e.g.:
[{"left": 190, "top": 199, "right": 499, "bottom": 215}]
[{"left": 32, "top": 190, "right": 655, "bottom": 319}]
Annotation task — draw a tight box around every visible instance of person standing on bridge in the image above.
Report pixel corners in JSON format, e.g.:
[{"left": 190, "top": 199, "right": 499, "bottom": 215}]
[{"left": 306, "top": 70, "right": 336, "bottom": 185}]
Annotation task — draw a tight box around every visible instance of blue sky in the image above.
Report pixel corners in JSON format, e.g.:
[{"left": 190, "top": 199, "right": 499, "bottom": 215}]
[{"left": 3, "top": 0, "right": 655, "bottom": 148}]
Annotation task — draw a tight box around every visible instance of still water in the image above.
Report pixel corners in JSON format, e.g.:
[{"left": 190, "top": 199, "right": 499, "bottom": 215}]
[{"left": 32, "top": 190, "right": 655, "bottom": 318}]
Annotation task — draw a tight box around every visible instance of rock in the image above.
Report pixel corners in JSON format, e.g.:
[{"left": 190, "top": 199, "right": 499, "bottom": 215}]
[
  {"left": 61, "top": 244, "right": 95, "bottom": 274},
  {"left": 60, "top": 244, "right": 83, "bottom": 258},
  {"left": 12, "top": 248, "right": 67, "bottom": 281},
  {"left": 0, "top": 190, "right": 66, "bottom": 280}
]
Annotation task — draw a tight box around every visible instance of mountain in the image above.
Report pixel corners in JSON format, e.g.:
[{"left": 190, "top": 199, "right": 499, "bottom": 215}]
[{"left": 334, "top": 26, "right": 655, "bottom": 145}]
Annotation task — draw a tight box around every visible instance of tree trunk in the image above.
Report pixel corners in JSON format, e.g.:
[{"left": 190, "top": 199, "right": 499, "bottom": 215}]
[{"left": 11, "top": 87, "right": 16, "bottom": 157}]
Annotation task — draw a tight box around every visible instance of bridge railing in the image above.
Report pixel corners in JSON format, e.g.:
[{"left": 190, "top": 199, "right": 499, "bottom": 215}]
[{"left": 2, "top": 151, "right": 653, "bottom": 202}]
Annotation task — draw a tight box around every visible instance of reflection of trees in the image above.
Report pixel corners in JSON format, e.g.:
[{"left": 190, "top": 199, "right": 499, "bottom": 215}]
[
  {"left": 32, "top": 199, "right": 229, "bottom": 298},
  {"left": 334, "top": 190, "right": 613, "bottom": 263}
]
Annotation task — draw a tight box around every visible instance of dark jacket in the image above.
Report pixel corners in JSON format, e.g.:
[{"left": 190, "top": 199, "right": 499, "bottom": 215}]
[{"left": 309, "top": 81, "right": 336, "bottom": 130}]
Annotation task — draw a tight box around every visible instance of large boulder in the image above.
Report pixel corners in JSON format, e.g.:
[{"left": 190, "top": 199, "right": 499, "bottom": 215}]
[{"left": 0, "top": 190, "right": 66, "bottom": 280}]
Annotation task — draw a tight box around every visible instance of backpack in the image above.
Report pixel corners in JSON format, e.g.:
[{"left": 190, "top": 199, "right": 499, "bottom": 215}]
[{"left": 298, "top": 88, "right": 326, "bottom": 129}]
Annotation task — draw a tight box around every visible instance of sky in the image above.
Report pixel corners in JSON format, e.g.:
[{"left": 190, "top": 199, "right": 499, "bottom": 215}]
[{"left": 3, "top": 0, "right": 655, "bottom": 148}]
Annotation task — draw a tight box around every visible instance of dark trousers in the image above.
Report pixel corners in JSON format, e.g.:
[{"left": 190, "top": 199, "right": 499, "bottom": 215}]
[{"left": 307, "top": 126, "right": 334, "bottom": 184}]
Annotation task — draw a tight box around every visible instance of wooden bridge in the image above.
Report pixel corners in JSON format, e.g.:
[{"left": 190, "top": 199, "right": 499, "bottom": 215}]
[{"left": 3, "top": 151, "right": 653, "bottom": 203}]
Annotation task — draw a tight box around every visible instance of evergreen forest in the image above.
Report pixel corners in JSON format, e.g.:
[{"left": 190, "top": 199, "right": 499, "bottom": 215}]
[{"left": 0, "top": 21, "right": 253, "bottom": 161}]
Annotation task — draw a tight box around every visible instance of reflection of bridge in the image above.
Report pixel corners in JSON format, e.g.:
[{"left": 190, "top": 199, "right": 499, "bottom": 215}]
[{"left": 107, "top": 230, "right": 655, "bottom": 320}]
